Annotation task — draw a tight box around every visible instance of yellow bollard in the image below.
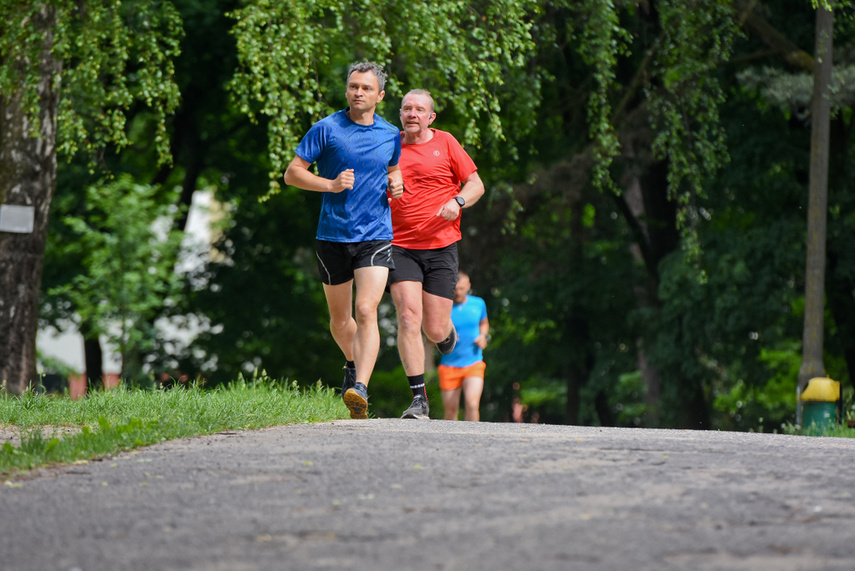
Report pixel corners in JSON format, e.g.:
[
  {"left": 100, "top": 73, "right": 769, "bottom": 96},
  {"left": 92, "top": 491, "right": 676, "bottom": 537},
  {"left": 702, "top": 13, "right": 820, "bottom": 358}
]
[{"left": 800, "top": 377, "right": 840, "bottom": 432}]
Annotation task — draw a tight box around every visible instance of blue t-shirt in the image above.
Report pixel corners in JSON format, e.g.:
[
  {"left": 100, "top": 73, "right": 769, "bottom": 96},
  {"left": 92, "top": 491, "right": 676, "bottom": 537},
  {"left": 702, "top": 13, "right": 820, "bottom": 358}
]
[
  {"left": 295, "top": 109, "right": 401, "bottom": 242},
  {"left": 440, "top": 295, "right": 488, "bottom": 368}
]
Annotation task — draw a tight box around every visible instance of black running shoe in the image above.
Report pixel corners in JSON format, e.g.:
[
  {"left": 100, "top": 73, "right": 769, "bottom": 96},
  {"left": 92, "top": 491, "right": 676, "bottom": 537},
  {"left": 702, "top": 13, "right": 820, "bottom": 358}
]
[
  {"left": 342, "top": 365, "right": 356, "bottom": 397},
  {"left": 436, "top": 326, "right": 458, "bottom": 355},
  {"left": 401, "top": 394, "right": 430, "bottom": 419},
  {"left": 343, "top": 382, "right": 369, "bottom": 419}
]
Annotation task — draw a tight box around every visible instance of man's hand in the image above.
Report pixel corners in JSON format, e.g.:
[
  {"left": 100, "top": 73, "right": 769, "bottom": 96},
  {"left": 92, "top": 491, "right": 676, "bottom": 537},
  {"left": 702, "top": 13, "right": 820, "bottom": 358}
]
[
  {"left": 436, "top": 199, "right": 461, "bottom": 221},
  {"left": 388, "top": 175, "right": 404, "bottom": 199},
  {"left": 331, "top": 169, "right": 355, "bottom": 193}
]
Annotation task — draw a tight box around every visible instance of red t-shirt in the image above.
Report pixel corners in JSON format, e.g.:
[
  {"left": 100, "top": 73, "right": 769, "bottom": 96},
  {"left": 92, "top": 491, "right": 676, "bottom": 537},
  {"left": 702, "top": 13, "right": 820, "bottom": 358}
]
[{"left": 391, "top": 129, "right": 478, "bottom": 249}]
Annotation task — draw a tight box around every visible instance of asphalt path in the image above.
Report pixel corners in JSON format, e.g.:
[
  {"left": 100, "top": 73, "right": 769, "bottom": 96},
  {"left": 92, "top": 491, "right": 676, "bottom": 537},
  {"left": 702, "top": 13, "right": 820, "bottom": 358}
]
[{"left": 2, "top": 419, "right": 854, "bottom": 571}]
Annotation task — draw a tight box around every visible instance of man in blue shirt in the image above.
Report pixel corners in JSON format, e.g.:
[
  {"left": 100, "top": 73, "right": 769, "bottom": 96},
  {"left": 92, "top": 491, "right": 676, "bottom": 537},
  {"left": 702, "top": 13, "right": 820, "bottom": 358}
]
[
  {"left": 284, "top": 62, "right": 403, "bottom": 419},
  {"left": 438, "top": 270, "right": 489, "bottom": 421}
]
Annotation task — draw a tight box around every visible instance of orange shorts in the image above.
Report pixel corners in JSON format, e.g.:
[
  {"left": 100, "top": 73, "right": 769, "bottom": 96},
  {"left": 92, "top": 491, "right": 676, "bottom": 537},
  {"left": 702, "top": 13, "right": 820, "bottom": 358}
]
[{"left": 437, "top": 361, "right": 486, "bottom": 391}]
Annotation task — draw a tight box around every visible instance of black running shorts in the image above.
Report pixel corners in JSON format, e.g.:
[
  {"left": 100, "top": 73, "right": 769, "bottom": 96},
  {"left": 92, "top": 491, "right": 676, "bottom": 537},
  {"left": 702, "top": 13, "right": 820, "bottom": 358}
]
[
  {"left": 388, "top": 243, "right": 458, "bottom": 299},
  {"left": 316, "top": 239, "right": 394, "bottom": 285}
]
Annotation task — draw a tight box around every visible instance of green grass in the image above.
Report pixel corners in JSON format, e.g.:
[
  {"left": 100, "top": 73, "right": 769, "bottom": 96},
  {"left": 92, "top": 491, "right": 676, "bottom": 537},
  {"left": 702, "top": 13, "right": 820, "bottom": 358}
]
[{"left": 0, "top": 376, "right": 348, "bottom": 479}]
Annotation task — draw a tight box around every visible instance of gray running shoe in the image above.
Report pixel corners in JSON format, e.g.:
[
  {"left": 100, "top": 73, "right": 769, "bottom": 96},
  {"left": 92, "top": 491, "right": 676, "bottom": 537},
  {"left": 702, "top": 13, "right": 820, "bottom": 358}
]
[
  {"left": 401, "top": 395, "right": 430, "bottom": 420},
  {"left": 342, "top": 365, "right": 356, "bottom": 397},
  {"left": 343, "top": 382, "right": 369, "bottom": 419}
]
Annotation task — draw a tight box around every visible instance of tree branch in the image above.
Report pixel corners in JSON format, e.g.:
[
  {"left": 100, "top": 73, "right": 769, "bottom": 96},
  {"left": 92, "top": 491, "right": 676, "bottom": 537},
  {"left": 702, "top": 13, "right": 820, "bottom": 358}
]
[{"left": 736, "top": 0, "right": 814, "bottom": 72}]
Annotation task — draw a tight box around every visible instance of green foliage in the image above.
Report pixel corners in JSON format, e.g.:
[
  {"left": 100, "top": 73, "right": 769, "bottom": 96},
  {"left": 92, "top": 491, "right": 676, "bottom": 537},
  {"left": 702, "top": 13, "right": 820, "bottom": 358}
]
[
  {"left": 0, "top": 0, "right": 183, "bottom": 164},
  {"left": 471, "top": 179, "right": 642, "bottom": 425},
  {"left": 49, "top": 176, "right": 185, "bottom": 384},
  {"left": 738, "top": 65, "right": 855, "bottom": 119},
  {"left": 228, "top": 0, "right": 539, "bottom": 193},
  {"left": 713, "top": 343, "right": 800, "bottom": 432},
  {"left": 649, "top": 0, "right": 740, "bottom": 253},
  {"left": 574, "top": 0, "right": 630, "bottom": 191}
]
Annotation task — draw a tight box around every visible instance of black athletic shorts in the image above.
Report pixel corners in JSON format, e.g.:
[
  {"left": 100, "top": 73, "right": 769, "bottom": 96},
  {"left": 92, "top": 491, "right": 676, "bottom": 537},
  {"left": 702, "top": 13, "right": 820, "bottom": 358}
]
[
  {"left": 316, "top": 239, "right": 394, "bottom": 286},
  {"left": 388, "top": 243, "right": 458, "bottom": 299}
]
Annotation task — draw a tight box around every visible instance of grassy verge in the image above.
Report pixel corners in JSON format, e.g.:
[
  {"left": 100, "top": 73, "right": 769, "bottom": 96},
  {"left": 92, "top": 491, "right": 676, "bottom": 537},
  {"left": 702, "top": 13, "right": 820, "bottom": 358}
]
[{"left": 0, "top": 377, "right": 347, "bottom": 479}]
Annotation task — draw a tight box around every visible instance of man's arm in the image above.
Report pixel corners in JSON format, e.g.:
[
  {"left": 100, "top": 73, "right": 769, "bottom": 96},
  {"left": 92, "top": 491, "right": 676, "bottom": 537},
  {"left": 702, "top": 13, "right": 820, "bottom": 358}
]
[
  {"left": 436, "top": 171, "right": 485, "bottom": 220},
  {"left": 457, "top": 171, "right": 485, "bottom": 208},
  {"left": 284, "top": 155, "right": 354, "bottom": 193},
  {"left": 475, "top": 317, "right": 490, "bottom": 350}
]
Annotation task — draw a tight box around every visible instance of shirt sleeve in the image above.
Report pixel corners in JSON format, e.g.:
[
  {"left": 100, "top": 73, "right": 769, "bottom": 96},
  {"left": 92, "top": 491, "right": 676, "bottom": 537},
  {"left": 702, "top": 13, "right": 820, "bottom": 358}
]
[
  {"left": 445, "top": 133, "right": 477, "bottom": 182},
  {"left": 294, "top": 121, "right": 327, "bottom": 165},
  {"left": 389, "top": 133, "right": 402, "bottom": 166}
]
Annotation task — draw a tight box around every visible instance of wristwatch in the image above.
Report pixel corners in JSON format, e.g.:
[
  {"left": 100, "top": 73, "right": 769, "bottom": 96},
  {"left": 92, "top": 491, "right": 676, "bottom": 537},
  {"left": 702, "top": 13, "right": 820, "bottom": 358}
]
[{"left": 454, "top": 195, "right": 466, "bottom": 208}]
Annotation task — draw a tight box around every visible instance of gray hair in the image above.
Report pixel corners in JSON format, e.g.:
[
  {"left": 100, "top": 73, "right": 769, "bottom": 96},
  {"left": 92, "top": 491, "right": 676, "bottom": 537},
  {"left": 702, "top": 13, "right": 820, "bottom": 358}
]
[
  {"left": 347, "top": 61, "right": 388, "bottom": 92},
  {"left": 403, "top": 89, "right": 436, "bottom": 113}
]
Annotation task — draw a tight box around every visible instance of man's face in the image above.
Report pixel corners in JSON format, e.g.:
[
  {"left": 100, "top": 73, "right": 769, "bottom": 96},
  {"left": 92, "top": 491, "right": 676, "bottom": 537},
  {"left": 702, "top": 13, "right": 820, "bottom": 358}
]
[
  {"left": 400, "top": 93, "right": 435, "bottom": 136},
  {"left": 346, "top": 71, "right": 384, "bottom": 113},
  {"left": 453, "top": 274, "right": 470, "bottom": 303}
]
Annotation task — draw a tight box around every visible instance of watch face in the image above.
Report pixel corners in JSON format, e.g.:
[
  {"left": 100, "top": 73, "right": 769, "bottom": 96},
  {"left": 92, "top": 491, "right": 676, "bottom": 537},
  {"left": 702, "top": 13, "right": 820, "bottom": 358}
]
[{"left": 455, "top": 196, "right": 465, "bottom": 207}]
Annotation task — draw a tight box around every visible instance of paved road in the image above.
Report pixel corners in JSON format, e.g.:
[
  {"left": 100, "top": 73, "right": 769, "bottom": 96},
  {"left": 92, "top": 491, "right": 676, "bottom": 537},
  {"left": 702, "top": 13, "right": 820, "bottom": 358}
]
[{"left": 1, "top": 419, "right": 854, "bottom": 571}]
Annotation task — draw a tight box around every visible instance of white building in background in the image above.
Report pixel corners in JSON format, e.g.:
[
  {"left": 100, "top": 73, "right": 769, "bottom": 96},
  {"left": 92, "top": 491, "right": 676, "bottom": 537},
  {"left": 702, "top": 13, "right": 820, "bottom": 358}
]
[{"left": 36, "top": 189, "right": 220, "bottom": 379}]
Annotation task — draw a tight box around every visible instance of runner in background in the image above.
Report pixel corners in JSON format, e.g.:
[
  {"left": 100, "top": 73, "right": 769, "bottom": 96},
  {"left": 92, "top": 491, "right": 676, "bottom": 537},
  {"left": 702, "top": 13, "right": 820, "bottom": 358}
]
[{"left": 438, "top": 270, "right": 489, "bottom": 421}]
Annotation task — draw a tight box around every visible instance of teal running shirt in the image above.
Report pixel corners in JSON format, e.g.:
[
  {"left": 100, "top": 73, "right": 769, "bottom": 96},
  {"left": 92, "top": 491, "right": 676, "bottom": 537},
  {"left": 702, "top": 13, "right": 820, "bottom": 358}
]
[{"left": 440, "top": 295, "right": 488, "bottom": 368}]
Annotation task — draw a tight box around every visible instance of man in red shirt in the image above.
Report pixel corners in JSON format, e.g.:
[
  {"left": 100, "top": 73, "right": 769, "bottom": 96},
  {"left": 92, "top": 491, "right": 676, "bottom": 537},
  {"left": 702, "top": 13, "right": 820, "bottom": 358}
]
[{"left": 390, "top": 89, "right": 485, "bottom": 420}]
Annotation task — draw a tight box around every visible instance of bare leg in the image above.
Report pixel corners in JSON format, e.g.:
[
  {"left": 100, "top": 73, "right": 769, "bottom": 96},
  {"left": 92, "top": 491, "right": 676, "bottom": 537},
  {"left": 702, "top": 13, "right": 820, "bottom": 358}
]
[
  {"left": 322, "top": 280, "right": 356, "bottom": 362},
  {"left": 442, "top": 388, "right": 461, "bottom": 420},
  {"left": 391, "top": 280, "right": 426, "bottom": 376},
  {"left": 422, "top": 290, "right": 454, "bottom": 345},
  {"left": 462, "top": 376, "right": 484, "bottom": 421},
  {"left": 351, "top": 266, "right": 388, "bottom": 387}
]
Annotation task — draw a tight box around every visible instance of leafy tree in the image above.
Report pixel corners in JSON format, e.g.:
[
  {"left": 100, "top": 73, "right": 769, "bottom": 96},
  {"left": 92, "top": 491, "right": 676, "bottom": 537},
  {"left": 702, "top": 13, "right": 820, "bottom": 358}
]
[
  {"left": 39, "top": 0, "right": 281, "bottom": 389},
  {"left": 50, "top": 176, "right": 184, "bottom": 385},
  {"left": 40, "top": 157, "right": 108, "bottom": 389},
  {"left": 0, "top": 0, "right": 182, "bottom": 394}
]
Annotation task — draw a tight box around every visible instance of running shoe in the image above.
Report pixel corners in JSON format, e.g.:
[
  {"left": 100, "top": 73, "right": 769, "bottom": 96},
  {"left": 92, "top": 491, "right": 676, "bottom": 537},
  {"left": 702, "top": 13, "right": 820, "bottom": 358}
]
[
  {"left": 401, "top": 394, "right": 430, "bottom": 420},
  {"left": 436, "top": 326, "right": 458, "bottom": 355},
  {"left": 343, "top": 382, "right": 369, "bottom": 419},
  {"left": 342, "top": 365, "right": 356, "bottom": 397}
]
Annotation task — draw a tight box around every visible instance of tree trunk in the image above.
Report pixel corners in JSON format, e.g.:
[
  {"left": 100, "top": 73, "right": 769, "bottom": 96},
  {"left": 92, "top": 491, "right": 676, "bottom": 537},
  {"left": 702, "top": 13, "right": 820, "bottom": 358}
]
[
  {"left": 82, "top": 321, "right": 104, "bottom": 393},
  {"left": 617, "top": 154, "right": 674, "bottom": 426},
  {"left": 564, "top": 178, "right": 590, "bottom": 425},
  {"left": 566, "top": 362, "right": 584, "bottom": 425},
  {"left": 0, "top": 5, "right": 60, "bottom": 394},
  {"left": 798, "top": 4, "right": 833, "bottom": 401}
]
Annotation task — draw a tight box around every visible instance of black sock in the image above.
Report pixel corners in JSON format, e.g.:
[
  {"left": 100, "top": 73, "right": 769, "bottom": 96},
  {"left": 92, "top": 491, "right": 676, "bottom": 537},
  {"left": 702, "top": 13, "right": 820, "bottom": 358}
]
[
  {"left": 345, "top": 360, "right": 355, "bottom": 369},
  {"left": 408, "top": 374, "right": 427, "bottom": 400}
]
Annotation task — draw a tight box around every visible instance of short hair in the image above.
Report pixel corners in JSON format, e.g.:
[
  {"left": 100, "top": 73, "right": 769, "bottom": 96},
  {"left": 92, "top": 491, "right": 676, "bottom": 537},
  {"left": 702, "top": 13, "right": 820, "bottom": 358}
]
[
  {"left": 403, "top": 89, "right": 436, "bottom": 113},
  {"left": 347, "top": 61, "right": 388, "bottom": 92}
]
